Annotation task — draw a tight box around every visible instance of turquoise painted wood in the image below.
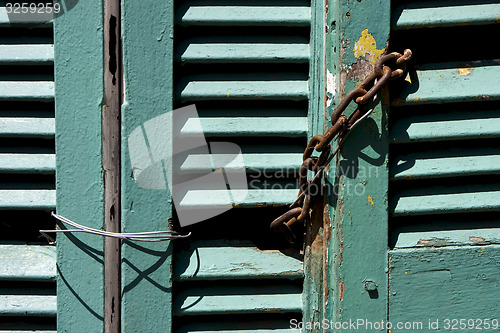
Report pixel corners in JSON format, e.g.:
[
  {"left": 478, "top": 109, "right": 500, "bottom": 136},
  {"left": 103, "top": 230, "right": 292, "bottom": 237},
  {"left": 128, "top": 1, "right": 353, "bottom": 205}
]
[
  {"left": 389, "top": 246, "right": 500, "bottom": 332},
  {"left": 393, "top": 3, "right": 500, "bottom": 29},
  {"left": 178, "top": 6, "right": 311, "bottom": 26},
  {"left": 54, "top": 0, "right": 106, "bottom": 330},
  {"left": 393, "top": 226, "right": 500, "bottom": 249},
  {"left": 120, "top": 0, "right": 175, "bottom": 332},
  {"left": 393, "top": 190, "right": 500, "bottom": 217},
  {"left": 180, "top": 153, "right": 301, "bottom": 174},
  {"left": 180, "top": 43, "right": 310, "bottom": 64},
  {"left": 174, "top": 286, "right": 303, "bottom": 315},
  {"left": 0, "top": 245, "right": 55, "bottom": 281},
  {"left": 180, "top": 117, "right": 307, "bottom": 137},
  {"left": 0, "top": 81, "right": 54, "bottom": 101},
  {"left": 391, "top": 113, "right": 500, "bottom": 143},
  {"left": 0, "top": 117, "right": 54, "bottom": 138},
  {"left": 179, "top": 81, "right": 309, "bottom": 101},
  {"left": 179, "top": 189, "right": 298, "bottom": 208},
  {"left": 393, "top": 63, "right": 500, "bottom": 106},
  {"left": 391, "top": 151, "right": 500, "bottom": 180},
  {"left": 0, "top": 154, "right": 55, "bottom": 174},
  {"left": 0, "top": 44, "right": 54, "bottom": 64},
  {"left": 0, "top": 295, "right": 57, "bottom": 317},
  {"left": 327, "top": 0, "right": 390, "bottom": 329},
  {"left": 0, "top": 190, "right": 55, "bottom": 210},
  {"left": 174, "top": 240, "right": 303, "bottom": 280}
]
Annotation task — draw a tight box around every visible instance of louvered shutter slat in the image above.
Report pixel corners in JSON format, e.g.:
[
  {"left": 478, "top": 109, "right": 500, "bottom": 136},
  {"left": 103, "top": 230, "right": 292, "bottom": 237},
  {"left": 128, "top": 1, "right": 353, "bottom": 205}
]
[
  {"left": 393, "top": 63, "right": 500, "bottom": 105},
  {"left": 391, "top": 153, "right": 500, "bottom": 180},
  {"left": 179, "top": 81, "right": 309, "bottom": 101},
  {"left": 174, "top": 241, "right": 303, "bottom": 280},
  {"left": 0, "top": 154, "right": 55, "bottom": 174},
  {"left": 180, "top": 43, "right": 310, "bottom": 64},
  {"left": 393, "top": 3, "right": 500, "bottom": 29},
  {"left": 0, "top": 81, "right": 54, "bottom": 101},
  {"left": 179, "top": 189, "right": 298, "bottom": 209},
  {"left": 391, "top": 114, "right": 500, "bottom": 143},
  {"left": 181, "top": 117, "right": 307, "bottom": 137},
  {"left": 0, "top": 45, "right": 54, "bottom": 64},
  {"left": 179, "top": 6, "right": 311, "bottom": 26},
  {"left": 174, "top": 290, "right": 302, "bottom": 315},
  {"left": 0, "top": 190, "right": 56, "bottom": 210},
  {"left": 181, "top": 153, "right": 301, "bottom": 174},
  {"left": 0, "top": 118, "right": 55, "bottom": 138},
  {"left": 0, "top": 295, "right": 56, "bottom": 317},
  {"left": 0, "top": 245, "right": 55, "bottom": 281}
]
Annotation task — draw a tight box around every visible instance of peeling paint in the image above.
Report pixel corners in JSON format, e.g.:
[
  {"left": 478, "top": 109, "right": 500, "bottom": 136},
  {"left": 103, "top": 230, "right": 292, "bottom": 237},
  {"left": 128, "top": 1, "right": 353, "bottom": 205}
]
[
  {"left": 469, "top": 236, "right": 486, "bottom": 243},
  {"left": 367, "top": 194, "right": 374, "bottom": 208},
  {"left": 353, "top": 29, "right": 385, "bottom": 65},
  {"left": 326, "top": 70, "right": 336, "bottom": 107},
  {"left": 458, "top": 67, "right": 473, "bottom": 76},
  {"left": 339, "top": 279, "right": 345, "bottom": 301}
]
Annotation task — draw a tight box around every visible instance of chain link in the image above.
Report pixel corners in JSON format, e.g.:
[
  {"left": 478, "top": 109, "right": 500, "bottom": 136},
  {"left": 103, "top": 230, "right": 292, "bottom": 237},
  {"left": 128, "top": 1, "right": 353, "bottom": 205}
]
[{"left": 270, "top": 49, "right": 412, "bottom": 243}]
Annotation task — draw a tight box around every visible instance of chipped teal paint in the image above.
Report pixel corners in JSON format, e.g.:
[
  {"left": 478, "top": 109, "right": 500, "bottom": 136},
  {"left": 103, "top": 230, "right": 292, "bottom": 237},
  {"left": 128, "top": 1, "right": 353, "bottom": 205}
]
[
  {"left": 393, "top": 226, "right": 500, "bottom": 249},
  {"left": 120, "top": 1, "right": 174, "bottom": 332},
  {"left": 303, "top": 0, "right": 327, "bottom": 330},
  {"left": 393, "top": 3, "right": 500, "bottom": 29},
  {"left": 393, "top": 63, "right": 500, "bottom": 106},
  {"left": 389, "top": 246, "right": 500, "bottom": 332},
  {"left": 54, "top": 0, "right": 105, "bottom": 330},
  {"left": 0, "top": 245, "right": 56, "bottom": 282},
  {"left": 174, "top": 240, "right": 303, "bottom": 280},
  {"left": 327, "top": 0, "right": 390, "bottom": 330}
]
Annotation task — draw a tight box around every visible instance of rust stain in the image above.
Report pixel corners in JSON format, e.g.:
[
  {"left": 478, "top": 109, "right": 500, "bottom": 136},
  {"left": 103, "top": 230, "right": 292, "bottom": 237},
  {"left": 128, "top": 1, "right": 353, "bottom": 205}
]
[
  {"left": 469, "top": 236, "right": 486, "bottom": 243},
  {"left": 339, "top": 279, "right": 345, "bottom": 301},
  {"left": 404, "top": 174, "right": 413, "bottom": 179}
]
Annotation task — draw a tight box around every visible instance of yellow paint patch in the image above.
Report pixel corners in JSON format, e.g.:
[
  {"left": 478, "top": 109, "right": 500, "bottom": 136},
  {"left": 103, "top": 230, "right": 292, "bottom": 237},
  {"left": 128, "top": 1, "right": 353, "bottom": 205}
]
[
  {"left": 367, "top": 195, "right": 374, "bottom": 208},
  {"left": 481, "top": 298, "right": 484, "bottom": 301},
  {"left": 405, "top": 174, "right": 413, "bottom": 179},
  {"left": 412, "top": 98, "right": 420, "bottom": 102},
  {"left": 481, "top": 247, "right": 486, "bottom": 251},
  {"left": 404, "top": 272, "right": 407, "bottom": 274},
  {"left": 353, "top": 29, "right": 385, "bottom": 65},
  {"left": 458, "top": 67, "right": 473, "bottom": 76}
]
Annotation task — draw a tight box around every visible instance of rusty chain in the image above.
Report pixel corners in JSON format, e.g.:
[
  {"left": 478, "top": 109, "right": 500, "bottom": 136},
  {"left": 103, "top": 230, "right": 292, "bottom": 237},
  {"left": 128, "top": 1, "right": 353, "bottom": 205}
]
[{"left": 270, "top": 49, "right": 412, "bottom": 243}]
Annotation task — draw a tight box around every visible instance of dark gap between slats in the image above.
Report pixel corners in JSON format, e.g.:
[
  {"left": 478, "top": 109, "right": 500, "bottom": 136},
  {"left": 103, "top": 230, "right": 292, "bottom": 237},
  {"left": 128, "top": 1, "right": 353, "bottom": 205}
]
[
  {"left": 172, "top": 207, "right": 305, "bottom": 250},
  {"left": 0, "top": 317, "right": 56, "bottom": 330},
  {"left": 174, "top": 313, "right": 302, "bottom": 332},
  {"left": 389, "top": 24, "right": 500, "bottom": 66},
  {"left": 0, "top": 211, "right": 55, "bottom": 243},
  {"left": 0, "top": 281, "right": 55, "bottom": 296}
]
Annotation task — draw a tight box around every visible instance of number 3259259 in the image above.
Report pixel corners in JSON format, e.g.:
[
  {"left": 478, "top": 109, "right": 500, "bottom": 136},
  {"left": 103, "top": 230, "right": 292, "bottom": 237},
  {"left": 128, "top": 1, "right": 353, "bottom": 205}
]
[{"left": 6, "top": 3, "right": 61, "bottom": 14}]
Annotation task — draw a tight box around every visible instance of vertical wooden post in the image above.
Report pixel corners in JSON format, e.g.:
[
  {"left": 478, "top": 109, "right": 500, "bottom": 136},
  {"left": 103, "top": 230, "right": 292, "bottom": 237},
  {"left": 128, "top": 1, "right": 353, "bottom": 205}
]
[
  {"left": 120, "top": 1, "right": 175, "bottom": 332},
  {"left": 103, "top": 0, "right": 122, "bottom": 332},
  {"left": 54, "top": 1, "right": 106, "bottom": 331},
  {"left": 326, "top": 0, "right": 390, "bottom": 330}
]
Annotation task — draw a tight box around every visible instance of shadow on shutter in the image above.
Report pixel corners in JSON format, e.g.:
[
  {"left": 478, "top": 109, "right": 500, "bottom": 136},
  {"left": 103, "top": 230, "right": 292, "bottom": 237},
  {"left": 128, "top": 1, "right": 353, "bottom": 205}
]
[
  {"left": 0, "top": 2, "right": 56, "bottom": 331},
  {"left": 171, "top": 0, "right": 312, "bottom": 331},
  {"left": 389, "top": 0, "right": 500, "bottom": 248}
]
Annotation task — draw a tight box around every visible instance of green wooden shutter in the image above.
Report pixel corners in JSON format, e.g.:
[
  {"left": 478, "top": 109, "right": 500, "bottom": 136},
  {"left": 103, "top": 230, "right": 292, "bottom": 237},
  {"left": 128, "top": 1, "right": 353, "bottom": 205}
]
[
  {"left": 0, "top": 4, "right": 56, "bottom": 331},
  {"left": 170, "top": 1, "right": 316, "bottom": 331},
  {"left": 389, "top": 0, "right": 500, "bottom": 327}
]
